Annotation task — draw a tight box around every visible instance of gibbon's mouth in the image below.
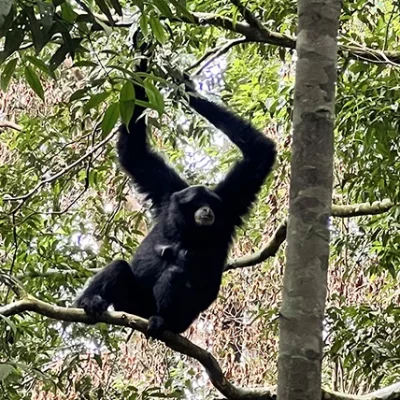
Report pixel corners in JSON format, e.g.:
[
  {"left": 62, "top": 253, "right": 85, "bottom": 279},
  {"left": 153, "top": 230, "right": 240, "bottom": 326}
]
[{"left": 194, "top": 206, "right": 215, "bottom": 226}]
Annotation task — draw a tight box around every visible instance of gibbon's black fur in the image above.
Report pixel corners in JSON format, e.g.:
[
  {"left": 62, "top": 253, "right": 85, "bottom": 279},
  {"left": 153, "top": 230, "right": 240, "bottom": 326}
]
[{"left": 75, "top": 65, "right": 276, "bottom": 337}]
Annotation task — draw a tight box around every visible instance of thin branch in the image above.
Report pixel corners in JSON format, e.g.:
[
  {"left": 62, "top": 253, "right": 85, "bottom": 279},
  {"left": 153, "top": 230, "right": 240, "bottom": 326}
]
[
  {"left": 229, "top": 0, "right": 266, "bottom": 31},
  {"left": 18, "top": 156, "right": 92, "bottom": 226},
  {"left": 187, "top": 38, "right": 249, "bottom": 74},
  {"left": 226, "top": 200, "right": 396, "bottom": 271},
  {"left": 1, "top": 297, "right": 399, "bottom": 400},
  {"left": 16, "top": 268, "right": 101, "bottom": 280},
  {"left": 88, "top": 10, "right": 400, "bottom": 65},
  {"left": 94, "top": 9, "right": 400, "bottom": 66},
  {"left": 3, "top": 125, "right": 114, "bottom": 212},
  {"left": 0, "top": 297, "right": 275, "bottom": 400},
  {"left": 225, "top": 220, "right": 287, "bottom": 271},
  {"left": 0, "top": 121, "right": 22, "bottom": 131},
  {"left": 191, "top": 38, "right": 250, "bottom": 76},
  {"left": 186, "top": 12, "right": 296, "bottom": 49}
]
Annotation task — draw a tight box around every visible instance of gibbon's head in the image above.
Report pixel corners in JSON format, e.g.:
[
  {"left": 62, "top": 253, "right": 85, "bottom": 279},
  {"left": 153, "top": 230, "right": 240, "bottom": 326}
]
[{"left": 169, "top": 185, "right": 222, "bottom": 229}]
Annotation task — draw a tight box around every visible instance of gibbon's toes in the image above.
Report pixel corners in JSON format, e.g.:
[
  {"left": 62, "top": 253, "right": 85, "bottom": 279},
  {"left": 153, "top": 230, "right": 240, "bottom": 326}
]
[
  {"left": 147, "top": 315, "right": 166, "bottom": 339},
  {"left": 79, "top": 295, "right": 109, "bottom": 320}
]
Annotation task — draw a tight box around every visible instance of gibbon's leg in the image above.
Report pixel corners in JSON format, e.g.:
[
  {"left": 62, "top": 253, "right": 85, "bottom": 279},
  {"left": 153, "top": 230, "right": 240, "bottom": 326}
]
[
  {"left": 148, "top": 266, "right": 194, "bottom": 336},
  {"left": 74, "top": 260, "right": 134, "bottom": 317}
]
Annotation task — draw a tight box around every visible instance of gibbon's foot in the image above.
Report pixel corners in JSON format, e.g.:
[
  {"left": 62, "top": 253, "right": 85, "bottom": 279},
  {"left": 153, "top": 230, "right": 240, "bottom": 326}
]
[
  {"left": 77, "top": 294, "right": 108, "bottom": 319},
  {"left": 147, "top": 315, "right": 166, "bottom": 338}
]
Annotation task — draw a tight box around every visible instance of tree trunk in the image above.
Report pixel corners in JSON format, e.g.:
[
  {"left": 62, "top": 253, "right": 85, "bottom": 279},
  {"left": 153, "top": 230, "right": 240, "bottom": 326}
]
[{"left": 277, "top": 2, "right": 342, "bottom": 400}]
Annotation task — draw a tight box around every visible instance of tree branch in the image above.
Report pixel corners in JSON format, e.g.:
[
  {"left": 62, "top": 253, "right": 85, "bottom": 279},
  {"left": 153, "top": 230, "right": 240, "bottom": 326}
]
[
  {"left": 97, "top": 9, "right": 400, "bottom": 66},
  {"left": 0, "top": 296, "right": 275, "bottom": 400},
  {"left": 225, "top": 200, "right": 396, "bottom": 271},
  {"left": 225, "top": 220, "right": 287, "bottom": 271},
  {"left": 330, "top": 199, "right": 395, "bottom": 217},
  {"left": 179, "top": 12, "right": 400, "bottom": 65},
  {"left": 187, "top": 38, "right": 250, "bottom": 75},
  {"left": 229, "top": 0, "right": 266, "bottom": 31},
  {"left": 1, "top": 297, "right": 399, "bottom": 400},
  {"left": 0, "top": 121, "right": 22, "bottom": 131}
]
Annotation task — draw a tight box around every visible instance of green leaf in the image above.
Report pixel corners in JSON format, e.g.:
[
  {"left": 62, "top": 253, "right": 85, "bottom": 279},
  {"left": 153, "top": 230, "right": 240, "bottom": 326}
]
[
  {"left": 84, "top": 91, "right": 111, "bottom": 111},
  {"left": 49, "top": 44, "right": 69, "bottom": 71},
  {"left": 37, "top": 1, "right": 54, "bottom": 37},
  {"left": 0, "top": 314, "right": 17, "bottom": 337},
  {"left": 144, "top": 80, "right": 164, "bottom": 114},
  {"left": 1, "top": 57, "right": 17, "bottom": 92},
  {"left": 109, "top": 0, "right": 122, "bottom": 16},
  {"left": 0, "top": 363, "right": 14, "bottom": 381},
  {"left": 94, "top": 0, "right": 114, "bottom": 25},
  {"left": 101, "top": 102, "right": 120, "bottom": 134},
  {"left": 0, "top": 17, "right": 24, "bottom": 64},
  {"left": 169, "top": 0, "right": 194, "bottom": 21},
  {"left": 119, "top": 81, "right": 135, "bottom": 127},
  {"left": 26, "top": 7, "right": 46, "bottom": 53},
  {"left": 153, "top": 0, "right": 173, "bottom": 18},
  {"left": 24, "top": 66, "right": 45, "bottom": 101},
  {"left": 69, "top": 87, "right": 90, "bottom": 102},
  {"left": 120, "top": 81, "right": 135, "bottom": 101},
  {"left": 94, "top": 16, "right": 112, "bottom": 36},
  {"left": 0, "top": 0, "right": 13, "bottom": 31},
  {"left": 25, "top": 55, "right": 55, "bottom": 79},
  {"left": 149, "top": 17, "right": 166, "bottom": 44},
  {"left": 139, "top": 14, "right": 149, "bottom": 36},
  {"left": 61, "top": 2, "right": 78, "bottom": 23}
]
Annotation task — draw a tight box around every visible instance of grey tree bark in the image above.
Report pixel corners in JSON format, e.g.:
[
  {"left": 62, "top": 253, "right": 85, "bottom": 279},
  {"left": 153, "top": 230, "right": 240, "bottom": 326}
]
[{"left": 277, "top": 2, "right": 342, "bottom": 400}]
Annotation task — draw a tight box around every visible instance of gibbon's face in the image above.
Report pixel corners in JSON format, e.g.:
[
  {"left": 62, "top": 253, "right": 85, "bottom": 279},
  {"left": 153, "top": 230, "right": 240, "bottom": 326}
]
[{"left": 170, "top": 185, "right": 222, "bottom": 228}]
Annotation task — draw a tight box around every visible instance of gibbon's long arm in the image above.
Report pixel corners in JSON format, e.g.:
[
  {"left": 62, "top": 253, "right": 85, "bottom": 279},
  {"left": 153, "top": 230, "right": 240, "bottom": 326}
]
[
  {"left": 188, "top": 93, "right": 276, "bottom": 227},
  {"left": 117, "top": 81, "right": 188, "bottom": 215}
]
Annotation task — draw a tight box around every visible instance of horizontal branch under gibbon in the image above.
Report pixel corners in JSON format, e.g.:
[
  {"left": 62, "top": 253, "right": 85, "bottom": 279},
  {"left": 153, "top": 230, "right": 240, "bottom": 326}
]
[{"left": 0, "top": 297, "right": 399, "bottom": 400}]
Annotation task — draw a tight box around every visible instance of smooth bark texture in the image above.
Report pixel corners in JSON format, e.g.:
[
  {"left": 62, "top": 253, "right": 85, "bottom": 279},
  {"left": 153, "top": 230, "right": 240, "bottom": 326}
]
[{"left": 277, "top": 2, "right": 341, "bottom": 400}]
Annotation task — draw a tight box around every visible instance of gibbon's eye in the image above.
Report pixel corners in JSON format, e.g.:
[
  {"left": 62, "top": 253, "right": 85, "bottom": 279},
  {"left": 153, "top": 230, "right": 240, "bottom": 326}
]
[{"left": 194, "top": 206, "right": 215, "bottom": 226}]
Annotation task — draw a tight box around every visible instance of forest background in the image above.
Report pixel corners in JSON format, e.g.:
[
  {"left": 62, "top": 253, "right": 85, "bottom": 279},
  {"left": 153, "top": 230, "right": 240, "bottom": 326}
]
[{"left": 0, "top": 0, "right": 399, "bottom": 399}]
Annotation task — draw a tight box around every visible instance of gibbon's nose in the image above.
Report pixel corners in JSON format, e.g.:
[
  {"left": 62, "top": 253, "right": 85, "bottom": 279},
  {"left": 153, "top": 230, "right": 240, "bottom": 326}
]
[
  {"left": 198, "top": 206, "right": 213, "bottom": 217},
  {"left": 194, "top": 206, "right": 215, "bottom": 226}
]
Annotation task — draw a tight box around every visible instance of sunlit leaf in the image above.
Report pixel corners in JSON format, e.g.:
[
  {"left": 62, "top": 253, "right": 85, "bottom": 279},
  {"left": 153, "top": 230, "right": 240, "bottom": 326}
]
[
  {"left": 149, "top": 17, "right": 166, "bottom": 44},
  {"left": 119, "top": 81, "right": 135, "bottom": 127},
  {"left": 101, "top": 102, "right": 120, "bottom": 134}
]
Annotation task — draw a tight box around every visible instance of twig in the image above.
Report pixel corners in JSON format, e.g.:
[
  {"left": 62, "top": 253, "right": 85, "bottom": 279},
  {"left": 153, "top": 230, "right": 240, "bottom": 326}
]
[
  {"left": 3, "top": 125, "right": 115, "bottom": 213},
  {"left": 18, "top": 156, "right": 93, "bottom": 226},
  {"left": 0, "top": 121, "right": 22, "bottom": 131},
  {"left": 191, "top": 38, "right": 250, "bottom": 76}
]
